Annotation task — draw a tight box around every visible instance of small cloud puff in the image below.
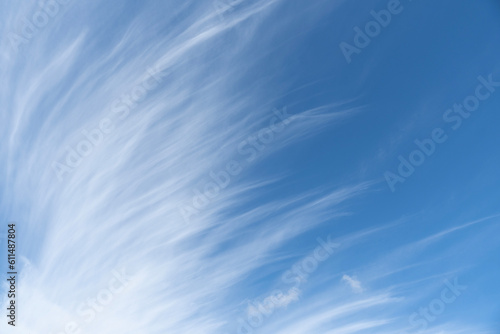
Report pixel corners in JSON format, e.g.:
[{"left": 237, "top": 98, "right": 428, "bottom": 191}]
[{"left": 341, "top": 274, "right": 363, "bottom": 293}]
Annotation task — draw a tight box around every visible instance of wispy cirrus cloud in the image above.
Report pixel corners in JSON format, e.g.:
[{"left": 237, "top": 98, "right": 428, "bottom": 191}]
[
  {"left": 0, "top": 1, "right": 368, "bottom": 333},
  {"left": 1, "top": 1, "right": 499, "bottom": 334}
]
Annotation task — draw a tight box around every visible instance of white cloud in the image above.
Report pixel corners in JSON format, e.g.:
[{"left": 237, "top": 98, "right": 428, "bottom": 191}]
[
  {"left": 0, "top": 1, "right": 367, "bottom": 333},
  {"left": 341, "top": 274, "right": 363, "bottom": 293}
]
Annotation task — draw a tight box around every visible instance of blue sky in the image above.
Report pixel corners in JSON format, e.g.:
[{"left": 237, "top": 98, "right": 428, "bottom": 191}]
[{"left": 1, "top": 0, "right": 499, "bottom": 333}]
